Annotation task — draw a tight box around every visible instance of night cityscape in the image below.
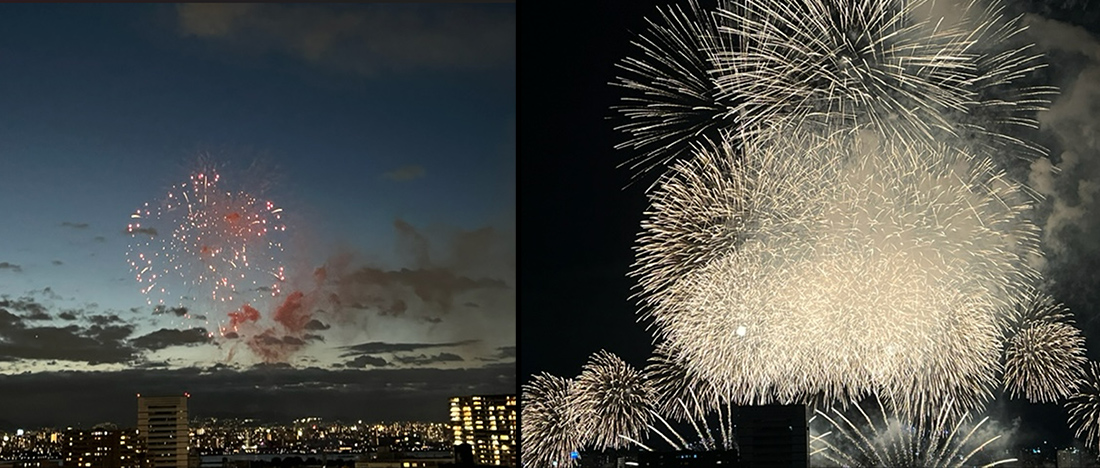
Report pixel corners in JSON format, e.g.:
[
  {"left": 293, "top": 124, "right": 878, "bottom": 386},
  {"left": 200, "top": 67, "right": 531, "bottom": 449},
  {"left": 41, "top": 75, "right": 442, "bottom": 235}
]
[
  {"left": 522, "top": 0, "right": 1100, "bottom": 466},
  {"left": 0, "top": 3, "right": 515, "bottom": 468}
]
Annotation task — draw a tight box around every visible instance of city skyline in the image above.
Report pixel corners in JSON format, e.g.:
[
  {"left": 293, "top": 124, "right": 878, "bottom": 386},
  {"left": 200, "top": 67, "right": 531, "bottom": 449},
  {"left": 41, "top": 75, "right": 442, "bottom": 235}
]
[{"left": 0, "top": 4, "right": 515, "bottom": 427}]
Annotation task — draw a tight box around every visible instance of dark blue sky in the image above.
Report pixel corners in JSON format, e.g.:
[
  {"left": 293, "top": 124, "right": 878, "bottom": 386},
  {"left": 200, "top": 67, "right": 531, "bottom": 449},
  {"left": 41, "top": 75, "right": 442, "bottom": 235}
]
[{"left": 0, "top": 3, "right": 514, "bottom": 426}]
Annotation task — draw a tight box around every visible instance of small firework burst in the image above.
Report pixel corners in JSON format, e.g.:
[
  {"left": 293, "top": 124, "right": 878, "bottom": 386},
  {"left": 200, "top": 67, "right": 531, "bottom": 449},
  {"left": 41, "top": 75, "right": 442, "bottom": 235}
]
[
  {"left": 1067, "top": 362, "right": 1100, "bottom": 451},
  {"left": 127, "top": 163, "right": 286, "bottom": 309},
  {"left": 1001, "top": 290, "right": 1086, "bottom": 403},
  {"left": 573, "top": 350, "right": 656, "bottom": 450},
  {"left": 521, "top": 373, "right": 582, "bottom": 468}
]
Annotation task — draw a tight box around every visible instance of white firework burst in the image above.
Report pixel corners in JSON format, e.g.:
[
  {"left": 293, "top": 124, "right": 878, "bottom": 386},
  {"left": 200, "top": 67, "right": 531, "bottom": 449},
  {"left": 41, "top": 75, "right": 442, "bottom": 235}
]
[
  {"left": 521, "top": 373, "right": 582, "bottom": 468},
  {"left": 1066, "top": 362, "right": 1100, "bottom": 451},
  {"left": 635, "top": 129, "right": 1041, "bottom": 422},
  {"left": 810, "top": 398, "right": 1017, "bottom": 467},
  {"left": 573, "top": 350, "right": 656, "bottom": 450},
  {"left": 612, "top": 0, "right": 740, "bottom": 178},
  {"left": 1001, "top": 289, "right": 1086, "bottom": 403},
  {"left": 708, "top": 0, "right": 1050, "bottom": 155}
]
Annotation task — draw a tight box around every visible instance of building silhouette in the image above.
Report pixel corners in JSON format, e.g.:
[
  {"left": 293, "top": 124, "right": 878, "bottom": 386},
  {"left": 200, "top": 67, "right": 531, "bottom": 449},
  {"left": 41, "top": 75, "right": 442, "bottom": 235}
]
[
  {"left": 137, "top": 395, "right": 189, "bottom": 468},
  {"left": 448, "top": 395, "right": 516, "bottom": 466},
  {"left": 63, "top": 428, "right": 145, "bottom": 468},
  {"left": 737, "top": 405, "right": 808, "bottom": 468}
]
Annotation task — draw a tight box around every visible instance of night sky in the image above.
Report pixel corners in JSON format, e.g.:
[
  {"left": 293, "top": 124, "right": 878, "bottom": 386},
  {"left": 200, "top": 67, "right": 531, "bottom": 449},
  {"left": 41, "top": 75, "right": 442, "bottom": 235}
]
[
  {"left": 521, "top": 0, "right": 1100, "bottom": 452},
  {"left": 0, "top": 4, "right": 514, "bottom": 428}
]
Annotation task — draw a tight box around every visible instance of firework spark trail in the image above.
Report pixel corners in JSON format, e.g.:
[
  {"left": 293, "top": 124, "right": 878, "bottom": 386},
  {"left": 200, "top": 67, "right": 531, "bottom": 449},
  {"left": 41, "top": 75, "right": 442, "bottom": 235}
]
[
  {"left": 1001, "top": 289, "right": 1086, "bottom": 403},
  {"left": 810, "top": 398, "right": 1018, "bottom": 467},
  {"left": 521, "top": 373, "right": 582, "bottom": 468},
  {"left": 707, "top": 0, "right": 1049, "bottom": 157},
  {"left": 611, "top": 0, "right": 740, "bottom": 178},
  {"left": 1066, "top": 362, "right": 1100, "bottom": 451},
  {"left": 634, "top": 130, "right": 1041, "bottom": 422},
  {"left": 619, "top": 396, "right": 739, "bottom": 453},
  {"left": 573, "top": 350, "right": 656, "bottom": 450},
  {"left": 127, "top": 165, "right": 287, "bottom": 316},
  {"left": 644, "top": 341, "right": 726, "bottom": 421}
]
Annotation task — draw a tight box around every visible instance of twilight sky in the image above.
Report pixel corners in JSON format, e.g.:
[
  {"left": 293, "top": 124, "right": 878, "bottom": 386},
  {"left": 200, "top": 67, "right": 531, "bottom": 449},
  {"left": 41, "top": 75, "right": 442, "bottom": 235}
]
[
  {"left": 0, "top": 3, "right": 514, "bottom": 428},
  {"left": 521, "top": 0, "right": 1100, "bottom": 450}
]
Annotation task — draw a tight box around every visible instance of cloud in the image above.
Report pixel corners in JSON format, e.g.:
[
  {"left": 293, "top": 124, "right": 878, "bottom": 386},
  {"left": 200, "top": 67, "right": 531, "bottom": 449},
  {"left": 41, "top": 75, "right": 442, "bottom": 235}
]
[
  {"left": 0, "top": 262, "right": 22, "bottom": 273},
  {"left": 495, "top": 346, "right": 515, "bottom": 359},
  {"left": 61, "top": 222, "right": 89, "bottom": 229},
  {"left": 93, "top": 236, "right": 106, "bottom": 243},
  {"left": 340, "top": 339, "right": 479, "bottom": 357},
  {"left": 52, "top": 260, "right": 63, "bottom": 266},
  {"left": 345, "top": 355, "right": 390, "bottom": 368},
  {"left": 393, "top": 352, "right": 463, "bottom": 366},
  {"left": 153, "top": 306, "right": 190, "bottom": 317},
  {"left": 175, "top": 4, "right": 514, "bottom": 75},
  {"left": 383, "top": 165, "right": 425, "bottom": 182},
  {"left": 130, "top": 328, "right": 212, "bottom": 351},
  {"left": 0, "top": 310, "right": 136, "bottom": 365},
  {"left": 58, "top": 311, "right": 78, "bottom": 321},
  {"left": 126, "top": 227, "right": 157, "bottom": 237},
  {"left": 22, "top": 310, "right": 51, "bottom": 321},
  {"left": 88, "top": 315, "right": 123, "bottom": 326},
  {"left": 0, "top": 298, "right": 47, "bottom": 316},
  {"left": 303, "top": 319, "right": 330, "bottom": 331}
]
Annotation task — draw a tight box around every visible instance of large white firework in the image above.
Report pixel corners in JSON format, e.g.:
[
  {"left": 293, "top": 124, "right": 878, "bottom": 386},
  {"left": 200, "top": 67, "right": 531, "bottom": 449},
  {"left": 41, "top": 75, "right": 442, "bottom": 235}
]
[
  {"left": 710, "top": 0, "right": 1050, "bottom": 155},
  {"left": 573, "top": 350, "right": 656, "bottom": 450},
  {"left": 810, "top": 398, "right": 1017, "bottom": 467},
  {"left": 634, "top": 129, "right": 1041, "bottom": 421},
  {"left": 1001, "top": 289, "right": 1086, "bottom": 403},
  {"left": 1066, "top": 361, "right": 1100, "bottom": 451},
  {"left": 612, "top": 0, "right": 739, "bottom": 177},
  {"left": 521, "top": 373, "right": 582, "bottom": 468}
]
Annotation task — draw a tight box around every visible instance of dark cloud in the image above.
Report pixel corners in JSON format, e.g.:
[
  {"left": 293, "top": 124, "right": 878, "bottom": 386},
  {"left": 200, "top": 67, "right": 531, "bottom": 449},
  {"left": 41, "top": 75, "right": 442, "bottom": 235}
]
[
  {"left": 383, "top": 165, "right": 425, "bottom": 182},
  {"left": 223, "top": 332, "right": 240, "bottom": 339},
  {"left": 51, "top": 260, "right": 63, "bottom": 266},
  {"left": 93, "top": 236, "right": 106, "bottom": 243},
  {"left": 422, "top": 317, "right": 442, "bottom": 324},
  {"left": 61, "top": 222, "right": 89, "bottom": 229},
  {"left": 463, "top": 302, "right": 479, "bottom": 308},
  {"left": 153, "top": 306, "right": 189, "bottom": 317},
  {"left": 495, "top": 346, "right": 515, "bottom": 359},
  {"left": 339, "top": 267, "right": 506, "bottom": 312},
  {"left": 126, "top": 227, "right": 157, "bottom": 237},
  {"left": 0, "top": 298, "right": 47, "bottom": 316},
  {"left": 58, "top": 311, "right": 78, "bottom": 321},
  {"left": 88, "top": 315, "right": 123, "bottom": 326},
  {"left": 175, "top": 4, "right": 514, "bottom": 75},
  {"left": 340, "top": 339, "right": 479, "bottom": 357},
  {"left": 0, "top": 310, "right": 135, "bottom": 365},
  {"left": 303, "top": 319, "right": 330, "bottom": 331},
  {"left": 0, "top": 262, "right": 22, "bottom": 273},
  {"left": 22, "top": 310, "right": 51, "bottom": 321},
  {"left": 302, "top": 334, "right": 324, "bottom": 342},
  {"left": 394, "top": 353, "right": 463, "bottom": 365},
  {"left": 130, "top": 328, "right": 212, "bottom": 351},
  {"left": 346, "top": 355, "right": 389, "bottom": 368}
]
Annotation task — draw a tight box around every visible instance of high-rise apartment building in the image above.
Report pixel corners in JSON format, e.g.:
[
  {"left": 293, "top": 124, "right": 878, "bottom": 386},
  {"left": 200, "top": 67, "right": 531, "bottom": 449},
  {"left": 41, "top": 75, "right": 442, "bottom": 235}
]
[
  {"left": 63, "top": 428, "right": 144, "bottom": 468},
  {"left": 449, "top": 395, "right": 516, "bottom": 467},
  {"left": 137, "top": 395, "right": 189, "bottom": 468}
]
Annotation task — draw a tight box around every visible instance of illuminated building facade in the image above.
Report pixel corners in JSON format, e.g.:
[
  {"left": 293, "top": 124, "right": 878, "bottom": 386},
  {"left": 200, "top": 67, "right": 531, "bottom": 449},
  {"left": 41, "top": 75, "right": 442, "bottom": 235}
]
[
  {"left": 137, "top": 395, "right": 189, "bottom": 468},
  {"left": 63, "top": 429, "right": 144, "bottom": 468},
  {"left": 449, "top": 395, "right": 516, "bottom": 466}
]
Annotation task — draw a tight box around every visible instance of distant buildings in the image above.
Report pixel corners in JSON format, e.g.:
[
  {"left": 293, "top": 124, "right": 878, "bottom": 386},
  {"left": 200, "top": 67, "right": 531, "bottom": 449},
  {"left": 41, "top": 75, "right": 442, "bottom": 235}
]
[
  {"left": 63, "top": 428, "right": 144, "bottom": 468},
  {"left": 448, "top": 395, "right": 516, "bottom": 467},
  {"left": 137, "top": 395, "right": 189, "bottom": 468}
]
